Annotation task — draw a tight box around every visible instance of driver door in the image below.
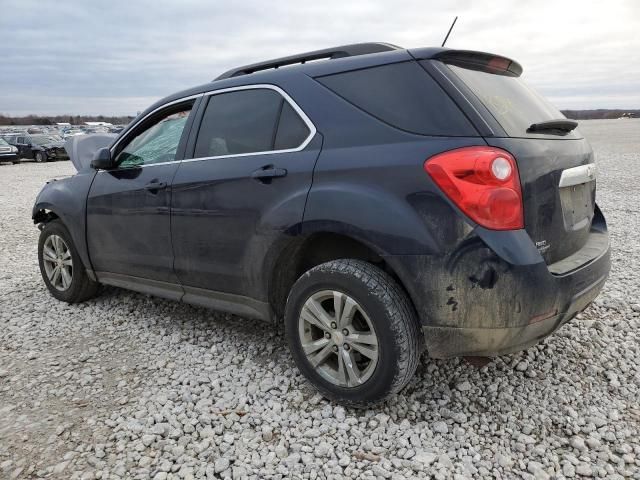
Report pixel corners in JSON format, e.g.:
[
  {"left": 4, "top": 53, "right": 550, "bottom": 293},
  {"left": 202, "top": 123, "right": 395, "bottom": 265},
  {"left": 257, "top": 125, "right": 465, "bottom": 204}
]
[{"left": 86, "top": 98, "right": 199, "bottom": 290}]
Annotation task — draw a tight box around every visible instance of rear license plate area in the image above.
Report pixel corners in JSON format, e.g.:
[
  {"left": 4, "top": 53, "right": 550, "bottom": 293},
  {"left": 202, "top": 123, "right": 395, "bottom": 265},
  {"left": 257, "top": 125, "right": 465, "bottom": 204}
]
[{"left": 559, "top": 181, "right": 594, "bottom": 231}]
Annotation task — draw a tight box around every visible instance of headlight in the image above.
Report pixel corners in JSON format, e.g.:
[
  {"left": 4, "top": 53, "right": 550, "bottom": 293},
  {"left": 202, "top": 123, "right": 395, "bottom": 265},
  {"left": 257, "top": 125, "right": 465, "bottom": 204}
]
[{"left": 11, "top": 146, "right": 17, "bottom": 153}]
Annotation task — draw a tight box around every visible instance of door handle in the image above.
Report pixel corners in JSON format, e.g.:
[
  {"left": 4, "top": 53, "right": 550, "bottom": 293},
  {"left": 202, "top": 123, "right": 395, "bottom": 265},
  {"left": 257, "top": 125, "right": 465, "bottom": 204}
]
[
  {"left": 144, "top": 181, "right": 167, "bottom": 192},
  {"left": 251, "top": 166, "right": 287, "bottom": 183}
]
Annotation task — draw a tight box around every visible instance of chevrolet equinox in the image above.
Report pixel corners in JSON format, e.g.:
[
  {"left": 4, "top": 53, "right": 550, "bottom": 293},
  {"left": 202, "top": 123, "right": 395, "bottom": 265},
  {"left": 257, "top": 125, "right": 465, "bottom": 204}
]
[{"left": 33, "top": 43, "right": 610, "bottom": 405}]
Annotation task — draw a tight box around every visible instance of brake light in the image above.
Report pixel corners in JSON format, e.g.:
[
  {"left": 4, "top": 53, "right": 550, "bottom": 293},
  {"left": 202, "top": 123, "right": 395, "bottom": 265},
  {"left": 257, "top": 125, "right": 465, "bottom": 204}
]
[{"left": 424, "top": 147, "right": 524, "bottom": 230}]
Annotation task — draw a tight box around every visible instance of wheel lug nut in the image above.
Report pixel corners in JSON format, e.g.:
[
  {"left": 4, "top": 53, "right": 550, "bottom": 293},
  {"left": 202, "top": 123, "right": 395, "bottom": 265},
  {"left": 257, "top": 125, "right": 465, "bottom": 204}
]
[
  {"left": 332, "top": 345, "right": 338, "bottom": 353},
  {"left": 342, "top": 329, "right": 349, "bottom": 336},
  {"left": 343, "top": 344, "right": 350, "bottom": 351},
  {"left": 324, "top": 332, "right": 331, "bottom": 339},
  {"left": 330, "top": 322, "right": 337, "bottom": 329}
]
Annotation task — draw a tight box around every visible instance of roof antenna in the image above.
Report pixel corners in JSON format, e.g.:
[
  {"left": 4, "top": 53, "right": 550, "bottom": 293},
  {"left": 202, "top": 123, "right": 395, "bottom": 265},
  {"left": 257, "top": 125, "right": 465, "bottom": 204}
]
[{"left": 441, "top": 16, "right": 458, "bottom": 47}]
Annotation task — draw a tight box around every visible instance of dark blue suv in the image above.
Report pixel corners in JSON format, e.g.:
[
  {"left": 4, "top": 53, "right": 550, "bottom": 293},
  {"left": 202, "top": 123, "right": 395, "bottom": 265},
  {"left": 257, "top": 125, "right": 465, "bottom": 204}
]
[{"left": 33, "top": 43, "right": 610, "bottom": 405}]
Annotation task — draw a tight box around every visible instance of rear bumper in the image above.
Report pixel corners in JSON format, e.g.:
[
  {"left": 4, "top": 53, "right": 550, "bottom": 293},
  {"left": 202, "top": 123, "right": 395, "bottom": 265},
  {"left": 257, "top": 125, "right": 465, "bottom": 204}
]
[
  {"left": 385, "top": 208, "right": 611, "bottom": 358},
  {"left": 422, "top": 266, "right": 607, "bottom": 357}
]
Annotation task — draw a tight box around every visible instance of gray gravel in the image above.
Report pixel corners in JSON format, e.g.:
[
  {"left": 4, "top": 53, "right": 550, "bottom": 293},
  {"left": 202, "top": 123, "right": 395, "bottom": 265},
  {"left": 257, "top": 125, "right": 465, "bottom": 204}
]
[{"left": 1, "top": 119, "right": 639, "bottom": 479}]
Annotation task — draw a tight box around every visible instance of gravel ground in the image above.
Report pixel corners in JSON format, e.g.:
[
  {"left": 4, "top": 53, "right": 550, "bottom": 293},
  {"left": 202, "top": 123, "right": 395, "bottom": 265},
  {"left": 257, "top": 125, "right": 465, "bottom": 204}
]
[{"left": 1, "top": 120, "right": 639, "bottom": 480}]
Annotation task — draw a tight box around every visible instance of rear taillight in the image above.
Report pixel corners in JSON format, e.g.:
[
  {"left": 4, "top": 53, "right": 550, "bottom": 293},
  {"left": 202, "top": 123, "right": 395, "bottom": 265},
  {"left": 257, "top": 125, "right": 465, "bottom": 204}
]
[{"left": 424, "top": 146, "right": 524, "bottom": 230}]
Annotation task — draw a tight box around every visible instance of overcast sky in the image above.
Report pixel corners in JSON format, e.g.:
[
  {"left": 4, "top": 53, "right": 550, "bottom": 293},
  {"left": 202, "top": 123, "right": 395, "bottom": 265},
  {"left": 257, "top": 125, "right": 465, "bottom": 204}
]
[{"left": 1, "top": 0, "right": 638, "bottom": 116}]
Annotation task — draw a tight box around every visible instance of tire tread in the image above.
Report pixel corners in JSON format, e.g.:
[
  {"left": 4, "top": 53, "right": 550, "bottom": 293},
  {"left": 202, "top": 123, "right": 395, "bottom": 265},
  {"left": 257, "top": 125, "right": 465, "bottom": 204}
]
[
  {"left": 287, "top": 259, "right": 421, "bottom": 407},
  {"left": 38, "top": 220, "right": 99, "bottom": 303}
]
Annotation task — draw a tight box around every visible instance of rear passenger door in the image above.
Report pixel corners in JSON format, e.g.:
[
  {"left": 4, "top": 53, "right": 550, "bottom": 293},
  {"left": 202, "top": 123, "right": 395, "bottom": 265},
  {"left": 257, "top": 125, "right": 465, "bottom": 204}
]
[{"left": 171, "top": 86, "right": 321, "bottom": 301}]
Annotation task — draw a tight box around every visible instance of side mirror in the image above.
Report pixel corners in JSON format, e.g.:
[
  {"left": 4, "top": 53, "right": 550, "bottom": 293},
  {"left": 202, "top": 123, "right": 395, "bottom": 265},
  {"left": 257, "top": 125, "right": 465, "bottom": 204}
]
[{"left": 91, "top": 147, "right": 114, "bottom": 170}]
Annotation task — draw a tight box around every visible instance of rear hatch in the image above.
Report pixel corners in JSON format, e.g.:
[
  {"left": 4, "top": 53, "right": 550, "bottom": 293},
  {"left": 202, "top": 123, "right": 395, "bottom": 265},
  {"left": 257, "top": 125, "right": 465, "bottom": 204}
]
[{"left": 433, "top": 54, "right": 596, "bottom": 265}]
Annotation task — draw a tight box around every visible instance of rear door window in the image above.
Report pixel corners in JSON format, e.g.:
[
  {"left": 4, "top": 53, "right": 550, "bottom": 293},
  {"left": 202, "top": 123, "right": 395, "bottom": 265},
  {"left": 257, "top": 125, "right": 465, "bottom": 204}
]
[
  {"left": 194, "top": 88, "right": 312, "bottom": 158},
  {"left": 445, "top": 63, "right": 577, "bottom": 138},
  {"left": 316, "top": 61, "right": 477, "bottom": 136}
]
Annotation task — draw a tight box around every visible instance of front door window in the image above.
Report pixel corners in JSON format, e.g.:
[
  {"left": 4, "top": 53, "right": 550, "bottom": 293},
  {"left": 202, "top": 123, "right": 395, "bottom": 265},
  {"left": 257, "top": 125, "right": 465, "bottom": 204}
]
[{"left": 115, "top": 107, "right": 192, "bottom": 168}]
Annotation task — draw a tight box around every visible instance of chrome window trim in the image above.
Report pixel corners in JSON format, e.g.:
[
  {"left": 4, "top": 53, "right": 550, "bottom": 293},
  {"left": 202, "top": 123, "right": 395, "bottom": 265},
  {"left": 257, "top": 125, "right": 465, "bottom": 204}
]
[
  {"left": 103, "top": 84, "right": 316, "bottom": 172},
  {"left": 185, "top": 84, "right": 317, "bottom": 163},
  {"left": 96, "top": 160, "right": 179, "bottom": 172}
]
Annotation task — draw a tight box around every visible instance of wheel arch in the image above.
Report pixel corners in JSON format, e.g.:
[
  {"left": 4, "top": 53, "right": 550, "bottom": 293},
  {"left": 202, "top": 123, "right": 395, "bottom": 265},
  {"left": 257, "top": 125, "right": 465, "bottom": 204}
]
[
  {"left": 32, "top": 204, "right": 60, "bottom": 226},
  {"left": 32, "top": 174, "right": 97, "bottom": 277},
  {"left": 267, "top": 230, "right": 417, "bottom": 321}
]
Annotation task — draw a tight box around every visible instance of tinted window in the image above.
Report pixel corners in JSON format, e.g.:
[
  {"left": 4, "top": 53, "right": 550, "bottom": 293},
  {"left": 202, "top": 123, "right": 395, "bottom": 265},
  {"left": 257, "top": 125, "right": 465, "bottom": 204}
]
[
  {"left": 447, "top": 64, "right": 571, "bottom": 138},
  {"left": 317, "top": 61, "right": 476, "bottom": 136},
  {"left": 115, "top": 105, "right": 192, "bottom": 168},
  {"left": 274, "top": 102, "right": 310, "bottom": 150},
  {"left": 194, "top": 89, "right": 283, "bottom": 158}
]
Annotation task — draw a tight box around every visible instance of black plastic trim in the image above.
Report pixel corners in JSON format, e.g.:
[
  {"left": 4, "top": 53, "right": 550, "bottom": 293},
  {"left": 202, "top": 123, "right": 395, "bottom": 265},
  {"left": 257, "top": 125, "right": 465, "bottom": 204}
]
[{"left": 95, "top": 271, "right": 273, "bottom": 322}]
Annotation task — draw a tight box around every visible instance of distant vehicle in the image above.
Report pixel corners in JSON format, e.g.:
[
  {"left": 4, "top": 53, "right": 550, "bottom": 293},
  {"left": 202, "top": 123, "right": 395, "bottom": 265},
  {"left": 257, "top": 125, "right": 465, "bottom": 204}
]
[
  {"left": 0, "top": 138, "right": 19, "bottom": 164},
  {"left": 32, "top": 43, "right": 610, "bottom": 405},
  {"left": 4, "top": 134, "right": 69, "bottom": 162},
  {"left": 63, "top": 129, "right": 85, "bottom": 138}
]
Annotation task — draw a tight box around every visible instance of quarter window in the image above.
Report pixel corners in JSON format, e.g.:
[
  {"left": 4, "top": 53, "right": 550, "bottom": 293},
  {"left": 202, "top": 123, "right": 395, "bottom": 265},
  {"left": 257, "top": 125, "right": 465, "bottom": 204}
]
[
  {"left": 275, "top": 102, "right": 311, "bottom": 150},
  {"left": 317, "top": 61, "right": 476, "bottom": 136},
  {"left": 115, "top": 104, "right": 193, "bottom": 168},
  {"left": 194, "top": 88, "right": 310, "bottom": 158}
]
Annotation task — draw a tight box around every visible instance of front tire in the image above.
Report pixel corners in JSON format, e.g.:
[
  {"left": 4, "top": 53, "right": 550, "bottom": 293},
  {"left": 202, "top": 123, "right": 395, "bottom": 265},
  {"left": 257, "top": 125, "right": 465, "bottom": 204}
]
[
  {"left": 285, "top": 259, "right": 421, "bottom": 407},
  {"left": 38, "top": 220, "right": 99, "bottom": 303},
  {"left": 35, "top": 152, "right": 47, "bottom": 163}
]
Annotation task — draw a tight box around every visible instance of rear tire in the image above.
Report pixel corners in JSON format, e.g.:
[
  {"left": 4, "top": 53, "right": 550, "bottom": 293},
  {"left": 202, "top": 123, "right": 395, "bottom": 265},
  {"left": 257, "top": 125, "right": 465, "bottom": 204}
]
[
  {"left": 35, "top": 152, "right": 47, "bottom": 163},
  {"left": 285, "top": 259, "right": 421, "bottom": 407},
  {"left": 38, "top": 220, "right": 99, "bottom": 303}
]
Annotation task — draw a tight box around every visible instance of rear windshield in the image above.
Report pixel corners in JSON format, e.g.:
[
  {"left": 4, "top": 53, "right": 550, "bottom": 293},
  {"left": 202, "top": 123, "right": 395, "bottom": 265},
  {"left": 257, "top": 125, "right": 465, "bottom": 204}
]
[
  {"left": 316, "top": 62, "right": 477, "bottom": 137},
  {"left": 447, "top": 64, "right": 574, "bottom": 138}
]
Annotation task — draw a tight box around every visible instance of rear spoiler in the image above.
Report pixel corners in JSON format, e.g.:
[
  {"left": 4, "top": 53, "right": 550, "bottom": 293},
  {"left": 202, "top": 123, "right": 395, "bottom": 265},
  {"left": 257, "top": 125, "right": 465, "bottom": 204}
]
[{"left": 409, "top": 48, "right": 523, "bottom": 77}]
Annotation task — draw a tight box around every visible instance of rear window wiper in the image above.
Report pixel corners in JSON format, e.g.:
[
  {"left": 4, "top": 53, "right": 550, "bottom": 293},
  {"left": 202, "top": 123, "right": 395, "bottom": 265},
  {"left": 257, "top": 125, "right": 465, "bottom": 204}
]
[{"left": 527, "top": 119, "right": 578, "bottom": 135}]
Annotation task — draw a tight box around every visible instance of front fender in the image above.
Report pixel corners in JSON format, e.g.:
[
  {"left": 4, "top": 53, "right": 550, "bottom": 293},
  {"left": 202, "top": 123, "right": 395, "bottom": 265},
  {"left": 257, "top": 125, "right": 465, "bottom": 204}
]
[{"left": 32, "top": 171, "right": 96, "bottom": 273}]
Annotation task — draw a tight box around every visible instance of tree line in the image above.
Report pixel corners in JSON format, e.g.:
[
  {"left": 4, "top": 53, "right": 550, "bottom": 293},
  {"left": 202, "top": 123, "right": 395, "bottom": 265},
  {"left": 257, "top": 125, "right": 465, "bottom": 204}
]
[
  {"left": 1, "top": 110, "right": 637, "bottom": 126},
  {"left": 561, "top": 109, "right": 639, "bottom": 120},
  {"left": 0, "top": 114, "right": 135, "bottom": 126}
]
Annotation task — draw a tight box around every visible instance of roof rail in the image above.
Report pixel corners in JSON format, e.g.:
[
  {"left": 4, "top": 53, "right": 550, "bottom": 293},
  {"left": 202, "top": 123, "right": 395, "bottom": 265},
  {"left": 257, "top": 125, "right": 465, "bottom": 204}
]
[{"left": 215, "top": 42, "right": 402, "bottom": 80}]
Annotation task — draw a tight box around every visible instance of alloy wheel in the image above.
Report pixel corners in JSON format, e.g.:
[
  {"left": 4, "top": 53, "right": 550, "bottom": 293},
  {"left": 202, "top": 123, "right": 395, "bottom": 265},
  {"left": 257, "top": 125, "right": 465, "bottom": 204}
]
[
  {"left": 298, "top": 290, "right": 379, "bottom": 388},
  {"left": 42, "top": 234, "right": 73, "bottom": 291}
]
